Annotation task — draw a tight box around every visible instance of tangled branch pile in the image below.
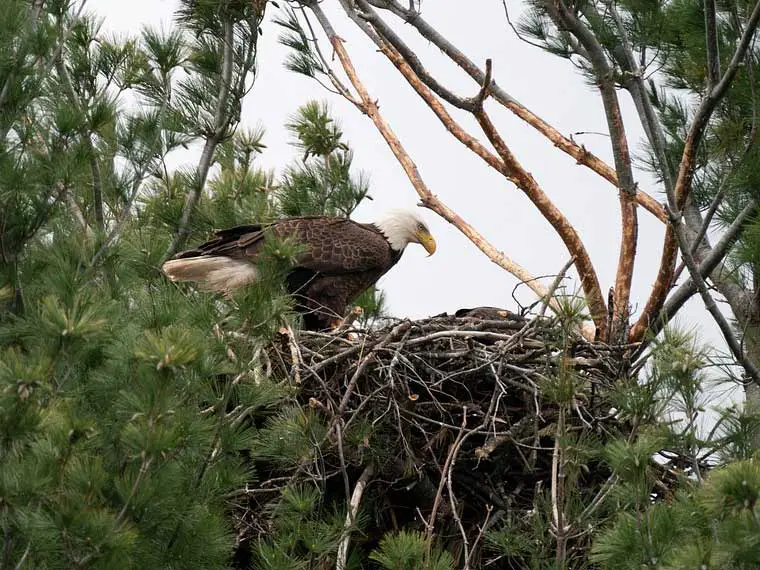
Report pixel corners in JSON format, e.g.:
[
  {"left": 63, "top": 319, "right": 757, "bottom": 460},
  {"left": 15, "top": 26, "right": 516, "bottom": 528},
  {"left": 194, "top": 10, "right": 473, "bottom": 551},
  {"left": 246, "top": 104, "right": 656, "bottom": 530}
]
[{"left": 234, "top": 310, "right": 682, "bottom": 565}]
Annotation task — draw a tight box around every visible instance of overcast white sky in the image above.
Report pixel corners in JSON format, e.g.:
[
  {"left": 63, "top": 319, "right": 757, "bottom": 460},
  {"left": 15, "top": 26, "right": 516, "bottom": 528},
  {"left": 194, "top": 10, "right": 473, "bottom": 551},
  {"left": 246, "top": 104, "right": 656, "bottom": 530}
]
[{"left": 88, "top": 0, "right": 731, "bottom": 371}]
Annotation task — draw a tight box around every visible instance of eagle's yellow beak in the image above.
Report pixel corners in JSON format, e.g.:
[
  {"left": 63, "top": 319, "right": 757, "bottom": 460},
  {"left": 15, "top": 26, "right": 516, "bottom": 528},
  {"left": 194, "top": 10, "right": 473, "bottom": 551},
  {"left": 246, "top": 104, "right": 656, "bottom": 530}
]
[{"left": 416, "top": 229, "right": 437, "bottom": 256}]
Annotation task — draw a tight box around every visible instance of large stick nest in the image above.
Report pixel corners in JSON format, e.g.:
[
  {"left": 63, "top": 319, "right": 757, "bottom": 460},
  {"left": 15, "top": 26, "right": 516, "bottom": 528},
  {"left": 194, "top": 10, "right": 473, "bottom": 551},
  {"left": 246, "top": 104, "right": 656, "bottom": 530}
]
[{"left": 233, "top": 309, "right": 671, "bottom": 565}]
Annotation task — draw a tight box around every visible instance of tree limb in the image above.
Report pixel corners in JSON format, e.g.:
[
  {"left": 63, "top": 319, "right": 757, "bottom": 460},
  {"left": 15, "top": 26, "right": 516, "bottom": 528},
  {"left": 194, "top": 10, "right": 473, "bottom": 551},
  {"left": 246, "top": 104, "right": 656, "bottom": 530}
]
[
  {"left": 306, "top": 4, "right": 593, "bottom": 335},
  {"left": 655, "top": 201, "right": 756, "bottom": 336},
  {"left": 354, "top": 0, "right": 667, "bottom": 222},
  {"left": 165, "top": 19, "right": 236, "bottom": 259},
  {"left": 339, "top": 2, "right": 605, "bottom": 333},
  {"left": 667, "top": 205, "right": 760, "bottom": 384},
  {"left": 472, "top": 101, "right": 607, "bottom": 335},
  {"left": 704, "top": 0, "right": 721, "bottom": 89},
  {"left": 336, "top": 464, "right": 374, "bottom": 570},
  {"left": 631, "top": 0, "right": 760, "bottom": 341},
  {"left": 547, "top": 0, "right": 639, "bottom": 342}
]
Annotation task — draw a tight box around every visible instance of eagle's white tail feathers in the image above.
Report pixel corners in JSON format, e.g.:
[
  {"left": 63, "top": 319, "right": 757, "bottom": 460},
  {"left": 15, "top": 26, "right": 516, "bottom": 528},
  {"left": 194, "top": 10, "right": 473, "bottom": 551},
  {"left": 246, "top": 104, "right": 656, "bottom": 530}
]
[{"left": 162, "top": 257, "right": 259, "bottom": 292}]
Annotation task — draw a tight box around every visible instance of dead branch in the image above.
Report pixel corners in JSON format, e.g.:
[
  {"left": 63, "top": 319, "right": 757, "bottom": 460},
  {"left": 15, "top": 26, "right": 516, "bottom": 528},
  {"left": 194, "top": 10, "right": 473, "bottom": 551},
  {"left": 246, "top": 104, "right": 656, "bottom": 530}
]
[
  {"left": 353, "top": 0, "right": 667, "bottom": 223},
  {"left": 335, "top": 464, "right": 374, "bottom": 570},
  {"left": 472, "top": 106, "right": 607, "bottom": 335},
  {"left": 545, "top": 0, "right": 639, "bottom": 343},
  {"left": 348, "top": 30, "right": 604, "bottom": 332},
  {"left": 305, "top": 3, "right": 594, "bottom": 335}
]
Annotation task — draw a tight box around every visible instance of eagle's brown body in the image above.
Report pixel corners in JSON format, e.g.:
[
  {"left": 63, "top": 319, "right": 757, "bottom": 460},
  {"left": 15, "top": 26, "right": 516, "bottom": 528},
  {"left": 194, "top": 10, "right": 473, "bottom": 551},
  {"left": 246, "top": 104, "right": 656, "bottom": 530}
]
[{"left": 166, "top": 216, "right": 403, "bottom": 330}]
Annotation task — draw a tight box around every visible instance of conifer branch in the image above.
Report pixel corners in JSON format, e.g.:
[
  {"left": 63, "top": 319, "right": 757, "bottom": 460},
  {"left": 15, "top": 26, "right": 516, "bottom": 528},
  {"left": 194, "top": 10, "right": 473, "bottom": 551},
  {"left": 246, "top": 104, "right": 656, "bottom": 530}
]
[
  {"left": 653, "top": 201, "right": 756, "bottom": 337},
  {"left": 166, "top": 19, "right": 235, "bottom": 259},
  {"left": 666, "top": 205, "right": 760, "bottom": 384},
  {"left": 551, "top": 406, "right": 569, "bottom": 567},
  {"left": 632, "top": 0, "right": 760, "bottom": 342},
  {"left": 55, "top": 59, "right": 104, "bottom": 233},
  {"left": 0, "top": 0, "right": 48, "bottom": 111},
  {"left": 91, "top": 72, "right": 172, "bottom": 266},
  {"left": 704, "top": 0, "right": 721, "bottom": 89}
]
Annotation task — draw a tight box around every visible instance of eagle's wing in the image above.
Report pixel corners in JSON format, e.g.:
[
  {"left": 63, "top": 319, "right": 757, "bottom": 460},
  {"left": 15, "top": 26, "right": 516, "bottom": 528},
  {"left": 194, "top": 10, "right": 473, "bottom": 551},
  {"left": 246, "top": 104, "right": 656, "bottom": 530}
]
[
  {"left": 162, "top": 217, "right": 392, "bottom": 292},
  {"left": 280, "top": 218, "right": 393, "bottom": 274}
]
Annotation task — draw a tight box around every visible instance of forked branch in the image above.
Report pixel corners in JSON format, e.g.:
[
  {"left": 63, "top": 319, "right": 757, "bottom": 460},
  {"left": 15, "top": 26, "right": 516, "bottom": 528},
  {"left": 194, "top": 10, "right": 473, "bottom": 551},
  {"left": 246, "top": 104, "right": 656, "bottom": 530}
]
[
  {"left": 471, "top": 96, "right": 607, "bottom": 335},
  {"left": 329, "top": 3, "right": 607, "bottom": 334},
  {"left": 631, "top": 0, "right": 760, "bottom": 341},
  {"left": 352, "top": 0, "right": 667, "bottom": 223},
  {"left": 306, "top": 4, "right": 595, "bottom": 336}
]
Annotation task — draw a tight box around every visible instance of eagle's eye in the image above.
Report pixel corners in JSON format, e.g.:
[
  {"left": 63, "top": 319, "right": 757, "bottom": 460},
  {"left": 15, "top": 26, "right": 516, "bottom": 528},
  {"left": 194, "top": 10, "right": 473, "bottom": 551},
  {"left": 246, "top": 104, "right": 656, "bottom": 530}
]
[{"left": 416, "top": 223, "right": 426, "bottom": 231}]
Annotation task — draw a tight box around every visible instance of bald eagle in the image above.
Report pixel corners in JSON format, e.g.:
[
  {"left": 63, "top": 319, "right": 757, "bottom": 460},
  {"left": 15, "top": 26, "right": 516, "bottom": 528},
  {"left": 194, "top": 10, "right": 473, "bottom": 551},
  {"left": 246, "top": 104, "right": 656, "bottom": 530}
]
[{"left": 161, "top": 209, "right": 437, "bottom": 330}]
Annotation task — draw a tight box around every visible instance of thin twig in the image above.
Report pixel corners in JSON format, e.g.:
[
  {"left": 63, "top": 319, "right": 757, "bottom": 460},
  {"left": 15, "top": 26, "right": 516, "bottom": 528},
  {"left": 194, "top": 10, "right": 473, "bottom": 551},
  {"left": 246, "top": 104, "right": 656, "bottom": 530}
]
[
  {"left": 336, "top": 464, "right": 374, "bottom": 570},
  {"left": 425, "top": 407, "right": 468, "bottom": 563},
  {"left": 165, "top": 19, "right": 236, "bottom": 259}
]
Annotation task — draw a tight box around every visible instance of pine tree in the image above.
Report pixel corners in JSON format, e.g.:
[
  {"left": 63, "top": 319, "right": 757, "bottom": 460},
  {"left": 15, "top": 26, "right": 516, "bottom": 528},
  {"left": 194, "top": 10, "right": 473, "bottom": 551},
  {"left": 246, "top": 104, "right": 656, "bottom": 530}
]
[{"left": 0, "top": 1, "right": 382, "bottom": 567}]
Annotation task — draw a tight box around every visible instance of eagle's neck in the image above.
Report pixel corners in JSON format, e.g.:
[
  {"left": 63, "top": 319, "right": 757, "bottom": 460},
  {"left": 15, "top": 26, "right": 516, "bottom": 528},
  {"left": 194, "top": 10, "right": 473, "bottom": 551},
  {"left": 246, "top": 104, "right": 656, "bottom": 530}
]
[{"left": 373, "top": 217, "right": 411, "bottom": 252}]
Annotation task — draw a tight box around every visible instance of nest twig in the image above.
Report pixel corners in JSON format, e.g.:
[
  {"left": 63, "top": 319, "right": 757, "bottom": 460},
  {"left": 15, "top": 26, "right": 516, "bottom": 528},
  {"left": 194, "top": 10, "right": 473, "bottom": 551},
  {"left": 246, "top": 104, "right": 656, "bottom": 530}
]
[{"left": 231, "top": 310, "right": 693, "bottom": 566}]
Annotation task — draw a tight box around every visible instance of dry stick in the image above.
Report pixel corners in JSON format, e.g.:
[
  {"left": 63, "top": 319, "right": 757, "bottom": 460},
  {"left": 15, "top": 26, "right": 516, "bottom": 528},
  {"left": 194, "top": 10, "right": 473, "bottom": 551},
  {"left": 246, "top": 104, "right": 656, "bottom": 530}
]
[
  {"left": 632, "top": 0, "right": 760, "bottom": 342},
  {"left": 547, "top": 0, "right": 639, "bottom": 343},
  {"left": 538, "top": 257, "right": 577, "bottom": 319},
  {"left": 305, "top": 5, "right": 595, "bottom": 339},
  {"left": 359, "top": 0, "right": 667, "bottom": 223},
  {"left": 337, "top": 321, "right": 410, "bottom": 416},
  {"left": 473, "top": 101, "right": 607, "bottom": 336},
  {"left": 551, "top": 406, "right": 568, "bottom": 568},
  {"left": 604, "top": 0, "right": 750, "bottom": 340},
  {"left": 336, "top": 464, "right": 375, "bottom": 570},
  {"left": 602, "top": 1, "right": 754, "bottom": 346},
  {"left": 363, "top": 32, "right": 599, "bottom": 333},
  {"left": 424, "top": 408, "right": 468, "bottom": 565},
  {"left": 601, "top": 1, "right": 676, "bottom": 195}
]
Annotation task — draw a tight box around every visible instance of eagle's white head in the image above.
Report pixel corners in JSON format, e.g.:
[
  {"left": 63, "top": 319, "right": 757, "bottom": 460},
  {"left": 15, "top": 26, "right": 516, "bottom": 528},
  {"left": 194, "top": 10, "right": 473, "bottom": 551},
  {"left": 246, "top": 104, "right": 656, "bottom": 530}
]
[{"left": 375, "top": 209, "right": 437, "bottom": 255}]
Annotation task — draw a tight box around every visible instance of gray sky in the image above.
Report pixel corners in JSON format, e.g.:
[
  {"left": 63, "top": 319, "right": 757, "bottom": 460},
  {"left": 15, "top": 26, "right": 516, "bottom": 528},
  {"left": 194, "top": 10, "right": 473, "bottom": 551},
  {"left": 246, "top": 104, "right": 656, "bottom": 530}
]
[{"left": 89, "top": 0, "right": 728, "bottom": 367}]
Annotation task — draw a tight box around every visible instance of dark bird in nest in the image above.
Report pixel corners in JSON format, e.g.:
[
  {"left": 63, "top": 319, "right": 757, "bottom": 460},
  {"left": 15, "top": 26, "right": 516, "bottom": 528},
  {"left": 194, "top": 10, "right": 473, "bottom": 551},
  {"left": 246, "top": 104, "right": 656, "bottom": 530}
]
[{"left": 162, "top": 209, "right": 437, "bottom": 330}]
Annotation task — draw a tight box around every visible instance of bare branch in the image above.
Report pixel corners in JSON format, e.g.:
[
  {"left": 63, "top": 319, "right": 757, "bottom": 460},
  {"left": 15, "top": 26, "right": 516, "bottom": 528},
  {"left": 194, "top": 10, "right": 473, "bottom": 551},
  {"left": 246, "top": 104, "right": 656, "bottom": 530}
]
[
  {"left": 305, "top": 4, "right": 593, "bottom": 334},
  {"left": 473, "top": 106, "right": 607, "bottom": 335},
  {"left": 606, "top": 1, "right": 676, "bottom": 194},
  {"left": 359, "top": 26, "right": 606, "bottom": 329},
  {"left": 355, "top": 0, "right": 667, "bottom": 223},
  {"left": 546, "top": 0, "right": 639, "bottom": 342},
  {"left": 336, "top": 464, "right": 374, "bottom": 570}
]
